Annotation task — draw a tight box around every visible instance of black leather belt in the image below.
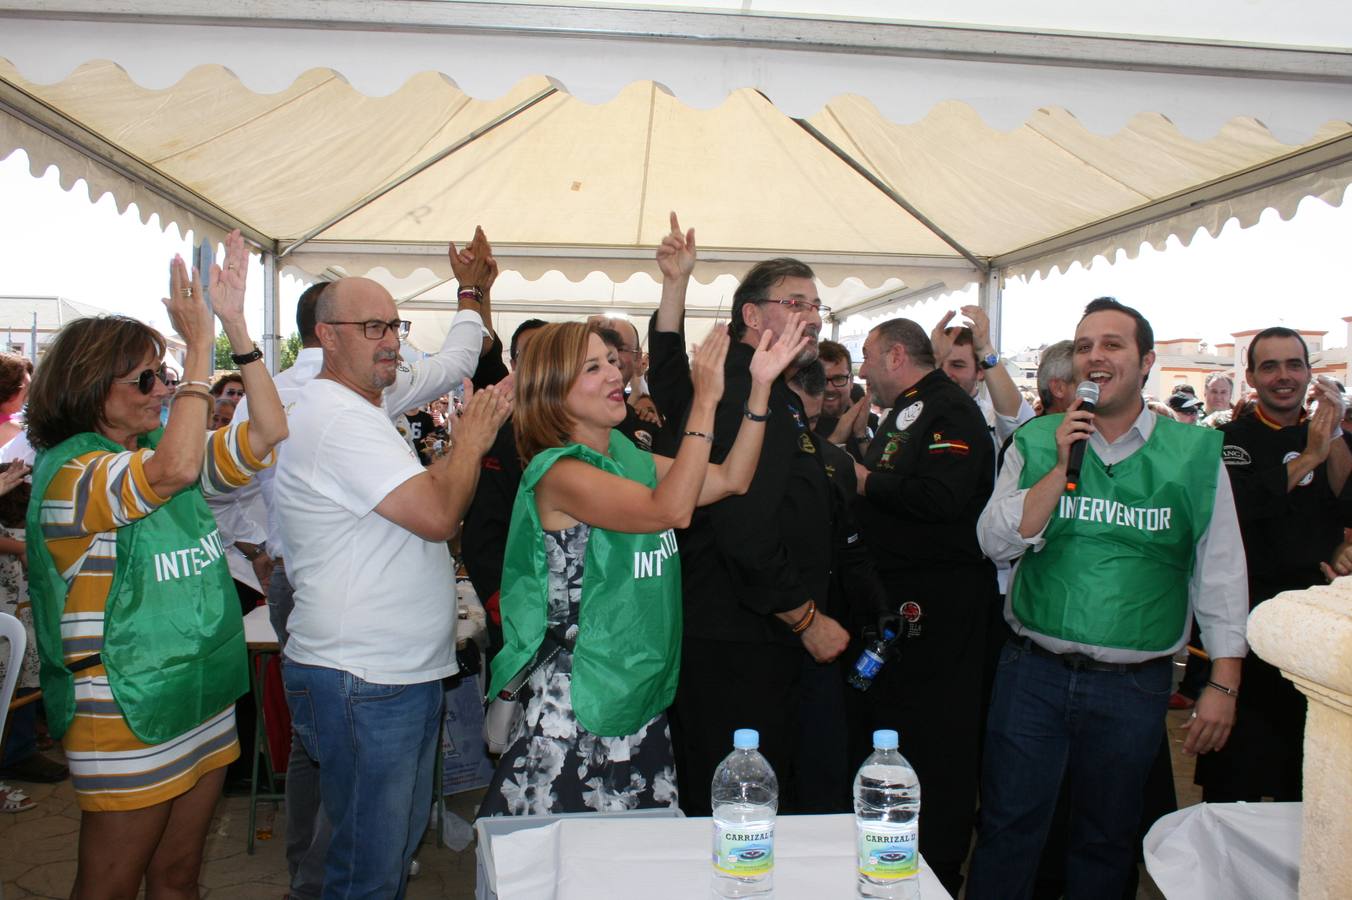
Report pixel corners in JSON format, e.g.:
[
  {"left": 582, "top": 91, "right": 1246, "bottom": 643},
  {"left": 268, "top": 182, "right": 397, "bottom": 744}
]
[{"left": 1016, "top": 637, "right": 1160, "bottom": 674}]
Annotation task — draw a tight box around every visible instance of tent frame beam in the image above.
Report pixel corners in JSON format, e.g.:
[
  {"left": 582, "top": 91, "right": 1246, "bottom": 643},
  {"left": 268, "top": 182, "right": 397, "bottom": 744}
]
[
  {"left": 289, "top": 240, "right": 976, "bottom": 272},
  {"left": 4, "top": 2, "right": 1350, "bottom": 83},
  {"left": 397, "top": 297, "right": 730, "bottom": 319},
  {"left": 791, "top": 115, "right": 988, "bottom": 274},
  {"left": 279, "top": 85, "right": 560, "bottom": 258},
  {"left": 993, "top": 132, "right": 1352, "bottom": 272},
  {"left": 0, "top": 72, "right": 272, "bottom": 248}
]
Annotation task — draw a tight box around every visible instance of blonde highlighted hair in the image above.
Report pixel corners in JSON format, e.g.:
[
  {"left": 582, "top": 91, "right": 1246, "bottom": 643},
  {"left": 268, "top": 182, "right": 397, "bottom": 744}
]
[{"left": 513, "top": 321, "right": 601, "bottom": 464}]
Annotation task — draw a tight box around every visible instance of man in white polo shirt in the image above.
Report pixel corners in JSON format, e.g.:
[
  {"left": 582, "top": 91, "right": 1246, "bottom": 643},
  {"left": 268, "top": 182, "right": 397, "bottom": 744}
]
[{"left": 276, "top": 275, "right": 509, "bottom": 899}]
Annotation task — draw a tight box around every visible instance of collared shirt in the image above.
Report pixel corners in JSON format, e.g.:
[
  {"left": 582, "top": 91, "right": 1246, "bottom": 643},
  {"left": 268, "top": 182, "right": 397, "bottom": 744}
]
[
  {"left": 978, "top": 402, "right": 1249, "bottom": 662},
  {"left": 233, "top": 308, "right": 487, "bottom": 560}
]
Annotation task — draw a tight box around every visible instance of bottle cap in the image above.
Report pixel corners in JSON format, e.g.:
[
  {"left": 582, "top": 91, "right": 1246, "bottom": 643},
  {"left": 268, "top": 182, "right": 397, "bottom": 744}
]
[
  {"left": 733, "top": 728, "right": 760, "bottom": 750},
  {"left": 873, "top": 729, "right": 899, "bottom": 750}
]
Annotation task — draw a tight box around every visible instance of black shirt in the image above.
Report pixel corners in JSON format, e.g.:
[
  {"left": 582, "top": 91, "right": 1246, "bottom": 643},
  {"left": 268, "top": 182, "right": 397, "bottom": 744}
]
[
  {"left": 1220, "top": 410, "right": 1352, "bottom": 603},
  {"left": 854, "top": 368, "right": 994, "bottom": 570},
  {"left": 674, "top": 341, "right": 835, "bottom": 644},
  {"left": 460, "top": 334, "right": 517, "bottom": 603}
]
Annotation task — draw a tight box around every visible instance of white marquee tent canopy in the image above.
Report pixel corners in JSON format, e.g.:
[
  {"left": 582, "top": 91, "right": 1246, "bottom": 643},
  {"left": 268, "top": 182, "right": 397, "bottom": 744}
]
[{"left": 1, "top": 1, "right": 1350, "bottom": 359}]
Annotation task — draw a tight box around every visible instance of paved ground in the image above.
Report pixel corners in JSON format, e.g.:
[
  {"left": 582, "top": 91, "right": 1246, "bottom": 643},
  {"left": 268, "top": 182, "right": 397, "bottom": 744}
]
[{"left": 3, "top": 711, "right": 1198, "bottom": 898}]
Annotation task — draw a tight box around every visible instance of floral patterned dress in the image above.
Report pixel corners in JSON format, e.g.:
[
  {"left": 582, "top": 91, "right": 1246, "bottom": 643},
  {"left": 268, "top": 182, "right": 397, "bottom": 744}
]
[
  {"left": 479, "top": 523, "right": 679, "bottom": 816},
  {"left": 0, "top": 525, "right": 39, "bottom": 690}
]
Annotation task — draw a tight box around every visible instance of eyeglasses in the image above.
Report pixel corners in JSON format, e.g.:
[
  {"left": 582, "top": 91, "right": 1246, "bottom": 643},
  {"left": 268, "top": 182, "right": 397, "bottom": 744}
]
[
  {"left": 115, "top": 368, "right": 176, "bottom": 395},
  {"left": 325, "top": 319, "right": 412, "bottom": 341},
  {"left": 223, "top": 387, "right": 245, "bottom": 398},
  {"left": 758, "top": 298, "right": 832, "bottom": 316},
  {"left": 825, "top": 373, "right": 852, "bottom": 388}
]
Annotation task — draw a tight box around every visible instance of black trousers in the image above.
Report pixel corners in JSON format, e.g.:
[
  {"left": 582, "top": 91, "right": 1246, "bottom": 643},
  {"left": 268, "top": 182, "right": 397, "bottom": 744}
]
[
  {"left": 672, "top": 637, "right": 806, "bottom": 817},
  {"left": 857, "top": 564, "right": 995, "bottom": 898}
]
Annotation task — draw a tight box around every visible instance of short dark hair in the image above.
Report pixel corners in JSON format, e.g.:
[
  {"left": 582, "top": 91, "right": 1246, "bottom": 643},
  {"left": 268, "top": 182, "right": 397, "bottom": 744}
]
[
  {"left": 790, "top": 359, "right": 826, "bottom": 398},
  {"left": 297, "top": 282, "right": 327, "bottom": 346},
  {"left": 817, "top": 340, "right": 851, "bottom": 371},
  {"left": 730, "top": 258, "right": 815, "bottom": 341},
  {"left": 872, "top": 318, "right": 935, "bottom": 369},
  {"left": 27, "top": 316, "right": 166, "bottom": 451},
  {"left": 210, "top": 373, "right": 244, "bottom": 397},
  {"left": 0, "top": 353, "right": 33, "bottom": 406},
  {"left": 1079, "top": 297, "right": 1153, "bottom": 358},
  {"left": 510, "top": 319, "right": 548, "bottom": 363},
  {"left": 596, "top": 327, "right": 624, "bottom": 352},
  {"left": 1247, "top": 327, "right": 1310, "bottom": 373}
]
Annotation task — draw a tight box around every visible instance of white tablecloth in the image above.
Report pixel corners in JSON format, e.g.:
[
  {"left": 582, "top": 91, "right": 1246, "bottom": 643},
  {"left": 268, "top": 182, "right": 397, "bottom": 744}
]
[
  {"left": 483, "top": 813, "right": 951, "bottom": 900},
  {"left": 1143, "top": 802, "right": 1301, "bottom": 900},
  {"left": 242, "top": 603, "right": 278, "bottom": 648}
]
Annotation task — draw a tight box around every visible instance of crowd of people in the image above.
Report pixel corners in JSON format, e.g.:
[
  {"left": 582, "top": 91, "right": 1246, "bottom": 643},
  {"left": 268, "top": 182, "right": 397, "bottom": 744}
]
[{"left": 0, "top": 214, "right": 1344, "bottom": 900}]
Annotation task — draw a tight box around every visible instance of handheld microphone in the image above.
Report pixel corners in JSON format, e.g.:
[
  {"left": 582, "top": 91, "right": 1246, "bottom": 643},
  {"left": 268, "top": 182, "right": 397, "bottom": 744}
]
[{"left": 1065, "top": 380, "right": 1099, "bottom": 492}]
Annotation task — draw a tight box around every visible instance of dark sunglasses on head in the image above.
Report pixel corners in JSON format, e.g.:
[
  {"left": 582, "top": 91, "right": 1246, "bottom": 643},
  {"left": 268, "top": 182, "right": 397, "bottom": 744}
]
[{"left": 115, "top": 368, "right": 175, "bottom": 395}]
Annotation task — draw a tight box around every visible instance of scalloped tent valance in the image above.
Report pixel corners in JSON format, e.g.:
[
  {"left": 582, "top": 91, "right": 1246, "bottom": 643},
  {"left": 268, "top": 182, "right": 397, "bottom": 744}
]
[{"left": 1, "top": 2, "right": 1350, "bottom": 354}]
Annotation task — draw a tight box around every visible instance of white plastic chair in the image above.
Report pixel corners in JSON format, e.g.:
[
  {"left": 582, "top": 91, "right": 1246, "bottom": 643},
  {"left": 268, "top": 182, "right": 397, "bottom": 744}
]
[{"left": 0, "top": 611, "right": 25, "bottom": 742}]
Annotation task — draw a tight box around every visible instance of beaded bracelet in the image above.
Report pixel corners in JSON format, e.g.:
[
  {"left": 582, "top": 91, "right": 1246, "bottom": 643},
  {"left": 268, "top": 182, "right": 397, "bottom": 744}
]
[{"left": 683, "top": 430, "right": 712, "bottom": 443}]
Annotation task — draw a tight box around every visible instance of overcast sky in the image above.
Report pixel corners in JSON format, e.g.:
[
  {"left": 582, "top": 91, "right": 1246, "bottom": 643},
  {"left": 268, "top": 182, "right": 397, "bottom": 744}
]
[{"left": 1, "top": 150, "right": 1349, "bottom": 355}]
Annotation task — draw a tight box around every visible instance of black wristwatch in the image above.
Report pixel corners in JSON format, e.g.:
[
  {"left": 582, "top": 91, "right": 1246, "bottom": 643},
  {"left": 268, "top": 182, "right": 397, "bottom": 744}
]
[
  {"left": 231, "top": 343, "right": 263, "bottom": 366},
  {"left": 978, "top": 350, "right": 1000, "bottom": 370}
]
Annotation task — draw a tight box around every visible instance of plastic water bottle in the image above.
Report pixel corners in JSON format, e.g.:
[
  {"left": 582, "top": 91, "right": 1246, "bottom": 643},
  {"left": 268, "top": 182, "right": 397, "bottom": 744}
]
[
  {"left": 848, "top": 628, "right": 898, "bottom": 691},
  {"left": 854, "top": 729, "right": 921, "bottom": 899},
  {"left": 711, "top": 728, "right": 778, "bottom": 897}
]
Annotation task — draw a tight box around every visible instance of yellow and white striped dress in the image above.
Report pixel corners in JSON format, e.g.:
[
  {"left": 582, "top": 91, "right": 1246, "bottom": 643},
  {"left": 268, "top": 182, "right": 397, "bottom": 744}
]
[{"left": 39, "top": 424, "right": 268, "bottom": 812}]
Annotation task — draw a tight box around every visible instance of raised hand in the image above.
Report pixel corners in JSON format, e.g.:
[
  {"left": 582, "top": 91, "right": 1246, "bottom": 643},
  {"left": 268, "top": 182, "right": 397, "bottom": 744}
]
[
  {"left": 165, "top": 254, "right": 214, "bottom": 350},
  {"left": 689, "top": 326, "right": 730, "bottom": 407},
  {"left": 0, "top": 461, "right": 30, "bottom": 497},
  {"left": 930, "top": 310, "right": 957, "bottom": 365},
  {"left": 449, "top": 226, "right": 496, "bottom": 290},
  {"left": 453, "top": 378, "right": 511, "bottom": 457},
  {"left": 1305, "top": 394, "right": 1338, "bottom": 464},
  {"left": 208, "top": 229, "right": 248, "bottom": 325},
  {"left": 656, "top": 211, "right": 697, "bottom": 281},
  {"left": 749, "top": 313, "right": 809, "bottom": 386},
  {"left": 960, "top": 304, "right": 992, "bottom": 353}
]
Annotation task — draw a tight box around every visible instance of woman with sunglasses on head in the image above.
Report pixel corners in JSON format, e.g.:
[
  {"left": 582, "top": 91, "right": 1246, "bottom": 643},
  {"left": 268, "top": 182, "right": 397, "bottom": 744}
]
[
  {"left": 479, "top": 317, "right": 807, "bottom": 816},
  {"left": 24, "top": 229, "right": 287, "bottom": 899}
]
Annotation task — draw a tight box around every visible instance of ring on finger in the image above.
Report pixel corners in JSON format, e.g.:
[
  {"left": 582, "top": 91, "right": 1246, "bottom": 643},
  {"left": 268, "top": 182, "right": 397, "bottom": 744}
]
[{"left": 181, "top": 288, "right": 192, "bottom": 298}]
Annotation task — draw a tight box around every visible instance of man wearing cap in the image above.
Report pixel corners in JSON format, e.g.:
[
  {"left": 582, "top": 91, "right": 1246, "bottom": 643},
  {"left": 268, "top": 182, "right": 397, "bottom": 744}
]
[
  {"left": 1195, "top": 326, "right": 1352, "bottom": 803},
  {"left": 967, "top": 297, "right": 1248, "bottom": 900},
  {"left": 1168, "top": 389, "right": 1203, "bottom": 424}
]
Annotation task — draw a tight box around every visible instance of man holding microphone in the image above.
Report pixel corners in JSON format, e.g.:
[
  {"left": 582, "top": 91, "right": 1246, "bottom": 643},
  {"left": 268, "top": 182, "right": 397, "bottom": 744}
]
[{"left": 966, "top": 297, "right": 1249, "bottom": 900}]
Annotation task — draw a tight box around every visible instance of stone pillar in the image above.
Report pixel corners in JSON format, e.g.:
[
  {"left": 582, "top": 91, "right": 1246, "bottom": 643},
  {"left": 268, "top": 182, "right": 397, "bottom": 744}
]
[{"left": 1247, "top": 581, "right": 1352, "bottom": 900}]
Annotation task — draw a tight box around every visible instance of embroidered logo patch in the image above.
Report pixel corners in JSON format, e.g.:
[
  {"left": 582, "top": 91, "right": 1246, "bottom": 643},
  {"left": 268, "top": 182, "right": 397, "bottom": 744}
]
[
  {"left": 878, "top": 431, "right": 903, "bottom": 468},
  {"left": 1282, "top": 450, "right": 1313, "bottom": 487},
  {"left": 927, "top": 432, "right": 970, "bottom": 456},
  {"left": 1221, "top": 445, "right": 1251, "bottom": 467},
  {"left": 799, "top": 433, "right": 816, "bottom": 454},
  {"left": 896, "top": 401, "right": 923, "bottom": 431}
]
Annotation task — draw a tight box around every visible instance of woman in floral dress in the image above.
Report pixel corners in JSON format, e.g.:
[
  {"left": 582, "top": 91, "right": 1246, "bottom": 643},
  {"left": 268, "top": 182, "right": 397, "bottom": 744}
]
[{"left": 480, "top": 317, "right": 806, "bottom": 816}]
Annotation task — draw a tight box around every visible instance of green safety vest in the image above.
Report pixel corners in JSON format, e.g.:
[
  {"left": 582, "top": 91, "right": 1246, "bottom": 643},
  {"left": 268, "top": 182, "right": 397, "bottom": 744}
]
[
  {"left": 1010, "top": 415, "right": 1220, "bottom": 652},
  {"left": 490, "top": 432, "right": 682, "bottom": 737},
  {"left": 26, "top": 429, "right": 248, "bottom": 743}
]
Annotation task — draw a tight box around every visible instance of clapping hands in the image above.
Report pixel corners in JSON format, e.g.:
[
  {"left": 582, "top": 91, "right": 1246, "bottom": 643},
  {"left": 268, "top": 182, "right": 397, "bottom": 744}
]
[{"left": 749, "top": 314, "right": 810, "bottom": 386}]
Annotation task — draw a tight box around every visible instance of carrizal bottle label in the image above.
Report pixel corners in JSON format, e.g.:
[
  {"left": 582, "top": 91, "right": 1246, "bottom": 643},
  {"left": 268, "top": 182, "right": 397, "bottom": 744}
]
[
  {"left": 854, "top": 648, "right": 885, "bottom": 681},
  {"left": 857, "top": 824, "right": 918, "bottom": 880},
  {"left": 713, "top": 821, "right": 775, "bottom": 877}
]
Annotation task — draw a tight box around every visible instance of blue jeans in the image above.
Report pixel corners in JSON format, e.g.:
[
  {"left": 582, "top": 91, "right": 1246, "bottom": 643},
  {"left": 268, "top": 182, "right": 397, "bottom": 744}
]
[
  {"left": 283, "top": 660, "right": 442, "bottom": 900},
  {"left": 966, "top": 641, "right": 1172, "bottom": 900},
  {"left": 269, "top": 565, "right": 330, "bottom": 900}
]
